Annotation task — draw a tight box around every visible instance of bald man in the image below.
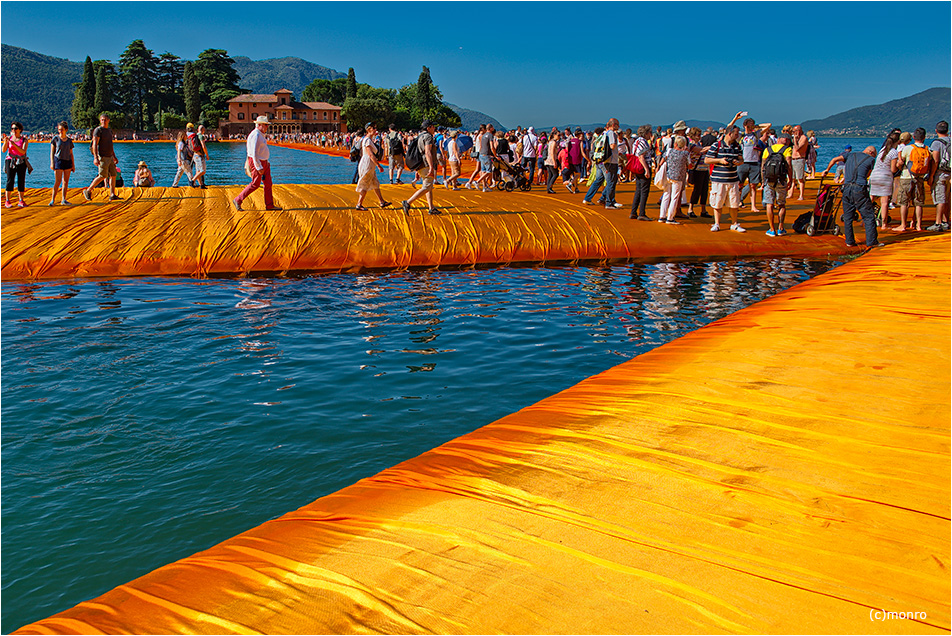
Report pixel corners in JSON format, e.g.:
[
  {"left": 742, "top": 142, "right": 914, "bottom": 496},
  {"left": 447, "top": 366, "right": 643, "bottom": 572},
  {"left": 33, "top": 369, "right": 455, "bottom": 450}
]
[{"left": 837, "top": 145, "right": 882, "bottom": 250}]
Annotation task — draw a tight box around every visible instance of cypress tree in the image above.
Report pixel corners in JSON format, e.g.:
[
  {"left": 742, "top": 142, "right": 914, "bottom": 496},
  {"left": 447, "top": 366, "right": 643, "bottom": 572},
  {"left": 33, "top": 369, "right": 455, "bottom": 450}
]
[
  {"left": 346, "top": 67, "right": 357, "bottom": 100},
  {"left": 93, "top": 64, "right": 108, "bottom": 116},
  {"left": 416, "top": 66, "right": 434, "bottom": 120},
  {"left": 70, "top": 56, "right": 96, "bottom": 129},
  {"left": 183, "top": 61, "right": 201, "bottom": 124}
]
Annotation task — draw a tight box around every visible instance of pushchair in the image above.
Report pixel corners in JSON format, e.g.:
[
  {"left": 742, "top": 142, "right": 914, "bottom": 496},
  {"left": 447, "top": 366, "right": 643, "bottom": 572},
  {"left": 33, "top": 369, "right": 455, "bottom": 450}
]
[
  {"left": 492, "top": 158, "right": 532, "bottom": 192},
  {"left": 797, "top": 175, "right": 842, "bottom": 236}
]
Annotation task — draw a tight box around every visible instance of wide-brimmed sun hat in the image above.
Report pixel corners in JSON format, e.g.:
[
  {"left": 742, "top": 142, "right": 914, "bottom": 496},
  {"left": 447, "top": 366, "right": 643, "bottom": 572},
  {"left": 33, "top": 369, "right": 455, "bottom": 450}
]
[
  {"left": 253, "top": 115, "right": 270, "bottom": 125},
  {"left": 673, "top": 120, "right": 688, "bottom": 131},
  {"left": 138, "top": 161, "right": 148, "bottom": 167}
]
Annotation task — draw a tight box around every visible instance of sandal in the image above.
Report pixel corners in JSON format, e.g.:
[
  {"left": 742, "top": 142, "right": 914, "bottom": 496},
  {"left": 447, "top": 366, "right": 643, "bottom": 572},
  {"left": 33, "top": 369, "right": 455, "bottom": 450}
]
[
  {"left": 355, "top": 205, "right": 369, "bottom": 211},
  {"left": 380, "top": 201, "right": 392, "bottom": 208}
]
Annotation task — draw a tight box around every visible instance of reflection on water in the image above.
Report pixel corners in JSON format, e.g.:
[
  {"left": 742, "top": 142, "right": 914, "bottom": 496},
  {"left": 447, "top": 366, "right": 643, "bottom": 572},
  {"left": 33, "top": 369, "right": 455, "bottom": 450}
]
[{"left": 1, "top": 257, "right": 839, "bottom": 631}]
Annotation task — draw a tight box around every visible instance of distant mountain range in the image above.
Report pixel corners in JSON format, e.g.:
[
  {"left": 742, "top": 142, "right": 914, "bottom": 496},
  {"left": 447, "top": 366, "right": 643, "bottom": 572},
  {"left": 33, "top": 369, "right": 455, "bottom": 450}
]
[
  {"left": 2, "top": 43, "right": 948, "bottom": 137},
  {"left": 801, "top": 87, "right": 950, "bottom": 135},
  {"left": 1, "top": 44, "right": 82, "bottom": 130},
  {"left": 231, "top": 56, "right": 345, "bottom": 96}
]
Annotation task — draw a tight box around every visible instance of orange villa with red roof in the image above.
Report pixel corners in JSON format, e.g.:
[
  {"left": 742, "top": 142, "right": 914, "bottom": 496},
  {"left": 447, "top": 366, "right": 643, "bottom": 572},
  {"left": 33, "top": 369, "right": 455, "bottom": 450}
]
[{"left": 220, "top": 88, "right": 346, "bottom": 136}]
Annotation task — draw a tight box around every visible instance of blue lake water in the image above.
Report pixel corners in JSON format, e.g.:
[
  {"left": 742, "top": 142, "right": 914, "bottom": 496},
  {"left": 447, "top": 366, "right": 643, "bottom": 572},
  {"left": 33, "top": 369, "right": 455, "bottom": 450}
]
[
  {"left": 1, "top": 257, "right": 843, "bottom": 631},
  {"left": 19, "top": 136, "right": 896, "bottom": 191}
]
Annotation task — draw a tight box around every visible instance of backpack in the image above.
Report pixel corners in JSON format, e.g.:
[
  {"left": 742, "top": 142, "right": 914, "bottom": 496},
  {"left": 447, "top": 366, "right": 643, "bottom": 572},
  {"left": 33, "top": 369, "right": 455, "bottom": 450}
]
[
  {"left": 180, "top": 138, "right": 194, "bottom": 162},
  {"left": 187, "top": 132, "right": 203, "bottom": 155},
  {"left": 908, "top": 144, "right": 931, "bottom": 175},
  {"left": 938, "top": 137, "right": 951, "bottom": 172},
  {"left": 762, "top": 146, "right": 788, "bottom": 183},
  {"left": 540, "top": 141, "right": 548, "bottom": 162},
  {"left": 389, "top": 134, "right": 403, "bottom": 156},
  {"left": 349, "top": 139, "right": 361, "bottom": 162},
  {"left": 591, "top": 133, "right": 610, "bottom": 163},
  {"left": 404, "top": 135, "right": 425, "bottom": 171}
]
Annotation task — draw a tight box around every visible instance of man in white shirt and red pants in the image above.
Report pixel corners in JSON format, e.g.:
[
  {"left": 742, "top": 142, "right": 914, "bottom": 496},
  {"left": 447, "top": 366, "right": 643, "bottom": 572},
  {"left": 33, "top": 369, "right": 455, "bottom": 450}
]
[{"left": 233, "top": 116, "right": 281, "bottom": 211}]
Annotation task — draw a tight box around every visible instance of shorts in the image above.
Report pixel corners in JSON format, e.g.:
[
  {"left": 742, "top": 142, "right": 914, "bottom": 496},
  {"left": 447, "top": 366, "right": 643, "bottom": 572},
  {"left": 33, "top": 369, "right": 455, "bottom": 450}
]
[
  {"left": 709, "top": 181, "right": 741, "bottom": 209},
  {"left": 791, "top": 158, "right": 805, "bottom": 180},
  {"left": 561, "top": 167, "right": 574, "bottom": 181},
  {"left": 479, "top": 156, "right": 493, "bottom": 172},
  {"left": 448, "top": 160, "right": 461, "bottom": 179},
  {"left": 736, "top": 162, "right": 761, "bottom": 185},
  {"left": 192, "top": 154, "right": 206, "bottom": 173},
  {"left": 897, "top": 178, "right": 925, "bottom": 206},
  {"left": 419, "top": 176, "right": 435, "bottom": 193},
  {"left": 933, "top": 171, "right": 950, "bottom": 205},
  {"left": 389, "top": 154, "right": 404, "bottom": 170},
  {"left": 53, "top": 158, "right": 73, "bottom": 171},
  {"left": 98, "top": 155, "right": 117, "bottom": 179},
  {"left": 762, "top": 181, "right": 787, "bottom": 206}
]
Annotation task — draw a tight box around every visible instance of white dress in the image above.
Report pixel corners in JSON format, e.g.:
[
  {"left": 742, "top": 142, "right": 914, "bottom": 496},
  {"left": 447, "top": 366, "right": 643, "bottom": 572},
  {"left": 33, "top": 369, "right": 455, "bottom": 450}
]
[
  {"left": 869, "top": 148, "right": 898, "bottom": 197},
  {"left": 355, "top": 137, "right": 379, "bottom": 193}
]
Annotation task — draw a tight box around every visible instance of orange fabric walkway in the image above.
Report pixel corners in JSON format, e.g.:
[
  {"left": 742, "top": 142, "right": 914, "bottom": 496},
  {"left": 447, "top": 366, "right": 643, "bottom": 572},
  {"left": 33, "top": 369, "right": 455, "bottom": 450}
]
[
  {"left": 0, "top": 178, "right": 906, "bottom": 281},
  {"left": 16, "top": 234, "right": 950, "bottom": 634}
]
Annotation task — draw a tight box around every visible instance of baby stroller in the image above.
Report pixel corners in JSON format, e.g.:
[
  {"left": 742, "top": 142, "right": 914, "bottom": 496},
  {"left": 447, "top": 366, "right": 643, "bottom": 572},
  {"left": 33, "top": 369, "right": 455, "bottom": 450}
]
[
  {"left": 492, "top": 157, "right": 532, "bottom": 192},
  {"left": 796, "top": 175, "right": 842, "bottom": 236}
]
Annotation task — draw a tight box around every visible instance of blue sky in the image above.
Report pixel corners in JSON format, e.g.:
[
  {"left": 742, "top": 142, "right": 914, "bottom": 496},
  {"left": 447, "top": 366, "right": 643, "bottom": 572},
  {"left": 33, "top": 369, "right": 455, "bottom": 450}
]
[{"left": 2, "top": 1, "right": 950, "bottom": 128}]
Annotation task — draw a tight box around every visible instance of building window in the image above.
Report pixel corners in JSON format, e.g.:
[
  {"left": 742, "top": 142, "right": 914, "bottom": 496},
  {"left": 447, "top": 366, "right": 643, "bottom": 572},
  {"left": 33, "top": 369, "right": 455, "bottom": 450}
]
[
  {"left": 323, "top": 111, "right": 328, "bottom": 120},
  {"left": 251, "top": 113, "right": 257, "bottom": 119},
  {"left": 333, "top": 112, "right": 338, "bottom": 121},
  {"left": 292, "top": 112, "right": 298, "bottom": 120},
  {"left": 282, "top": 112, "right": 287, "bottom": 120},
  {"left": 237, "top": 112, "right": 245, "bottom": 120},
  {"left": 252, "top": 103, "right": 256, "bottom": 108}
]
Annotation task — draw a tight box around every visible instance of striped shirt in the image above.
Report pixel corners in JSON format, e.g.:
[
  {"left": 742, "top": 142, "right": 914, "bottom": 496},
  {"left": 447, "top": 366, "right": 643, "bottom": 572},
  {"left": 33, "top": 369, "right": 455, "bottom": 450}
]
[{"left": 706, "top": 140, "right": 742, "bottom": 183}]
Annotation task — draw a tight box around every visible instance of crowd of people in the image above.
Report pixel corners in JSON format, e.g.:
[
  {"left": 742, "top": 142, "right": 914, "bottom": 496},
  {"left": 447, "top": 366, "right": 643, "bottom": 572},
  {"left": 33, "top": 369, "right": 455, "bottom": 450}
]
[{"left": 4, "top": 111, "right": 949, "bottom": 246}]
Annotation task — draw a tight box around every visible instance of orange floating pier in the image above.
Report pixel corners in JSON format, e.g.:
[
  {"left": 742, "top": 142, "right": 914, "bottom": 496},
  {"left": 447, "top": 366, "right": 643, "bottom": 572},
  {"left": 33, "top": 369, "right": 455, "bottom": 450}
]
[
  {"left": 16, "top": 234, "right": 950, "bottom": 634},
  {"left": 1, "top": 178, "right": 898, "bottom": 281}
]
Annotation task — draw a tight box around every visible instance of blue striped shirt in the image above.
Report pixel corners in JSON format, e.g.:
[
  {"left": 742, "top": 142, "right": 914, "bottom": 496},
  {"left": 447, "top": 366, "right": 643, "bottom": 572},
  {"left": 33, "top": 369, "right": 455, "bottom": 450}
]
[{"left": 706, "top": 140, "right": 742, "bottom": 183}]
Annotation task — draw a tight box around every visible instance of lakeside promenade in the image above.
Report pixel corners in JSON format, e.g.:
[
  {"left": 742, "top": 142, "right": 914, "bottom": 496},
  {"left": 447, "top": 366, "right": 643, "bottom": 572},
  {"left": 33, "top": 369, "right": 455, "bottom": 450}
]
[{"left": 16, "top": 234, "right": 949, "bottom": 634}]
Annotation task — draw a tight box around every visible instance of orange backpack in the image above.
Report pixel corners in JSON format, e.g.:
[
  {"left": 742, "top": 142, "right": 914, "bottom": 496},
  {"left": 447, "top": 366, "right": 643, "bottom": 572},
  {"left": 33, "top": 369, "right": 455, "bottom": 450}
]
[{"left": 908, "top": 144, "right": 931, "bottom": 175}]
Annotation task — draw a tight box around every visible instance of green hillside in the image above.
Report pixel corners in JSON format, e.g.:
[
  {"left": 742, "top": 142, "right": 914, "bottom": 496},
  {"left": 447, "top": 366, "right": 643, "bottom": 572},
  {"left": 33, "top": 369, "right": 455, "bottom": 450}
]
[
  {"left": 801, "top": 87, "right": 951, "bottom": 135},
  {"left": 1, "top": 44, "right": 82, "bottom": 130},
  {"left": 232, "top": 56, "right": 345, "bottom": 96}
]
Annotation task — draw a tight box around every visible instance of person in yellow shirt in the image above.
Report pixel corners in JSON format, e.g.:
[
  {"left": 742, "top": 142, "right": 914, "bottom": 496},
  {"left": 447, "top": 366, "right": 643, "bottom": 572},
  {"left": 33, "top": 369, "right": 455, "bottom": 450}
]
[{"left": 760, "top": 133, "right": 794, "bottom": 236}]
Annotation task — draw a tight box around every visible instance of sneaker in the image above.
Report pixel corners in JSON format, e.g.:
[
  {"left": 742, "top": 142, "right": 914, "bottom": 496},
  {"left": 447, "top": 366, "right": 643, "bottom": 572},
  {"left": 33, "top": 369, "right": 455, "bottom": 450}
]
[
  {"left": 777, "top": 228, "right": 787, "bottom": 236},
  {"left": 730, "top": 224, "right": 746, "bottom": 233},
  {"left": 17, "top": 200, "right": 26, "bottom": 208},
  {"left": 611, "top": 203, "right": 623, "bottom": 209},
  {"left": 61, "top": 200, "right": 71, "bottom": 205},
  {"left": 3, "top": 201, "right": 10, "bottom": 208},
  {"left": 636, "top": 215, "right": 650, "bottom": 221},
  {"left": 926, "top": 223, "right": 943, "bottom": 231},
  {"left": 232, "top": 198, "right": 242, "bottom": 211},
  {"left": 49, "top": 200, "right": 57, "bottom": 206},
  {"left": 765, "top": 229, "right": 777, "bottom": 237},
  {"left": 394, "top": 179, "right": 403, "bottom": 185},
  {"left": 564, "top": 183, "right": 573, "bottom": 192},
  {"left": 845, "top": 241, "right": 857, "bottom": 247},
  {"left": 428, "top": 207, "right": 442, "bottom": 215},
  {"left": 401, "top": 200, "right": 410, "bottom": 215},
  {"left": 658, "top": 217, "right": 666, "bottom": 222},
  {"left": 109, "top": 195, "right": 122, "bottom": 201},
  {"left": 582, "top": 199, "right": 595, "bottom": 205},
  {"left": 665, "top": 219, "right": 680, "bottom": 225},
  {"left": 710, "top": 224, "right": 720, "bottom": 232},
  {"left": 83, "top": 189, "right": 91, "bottom": 201},
  {"left": 688, "top": 211, "right": 697, "bottom": 218},
  {"left": 942, "top": 222, "right": 950, "bottom": 231}
]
